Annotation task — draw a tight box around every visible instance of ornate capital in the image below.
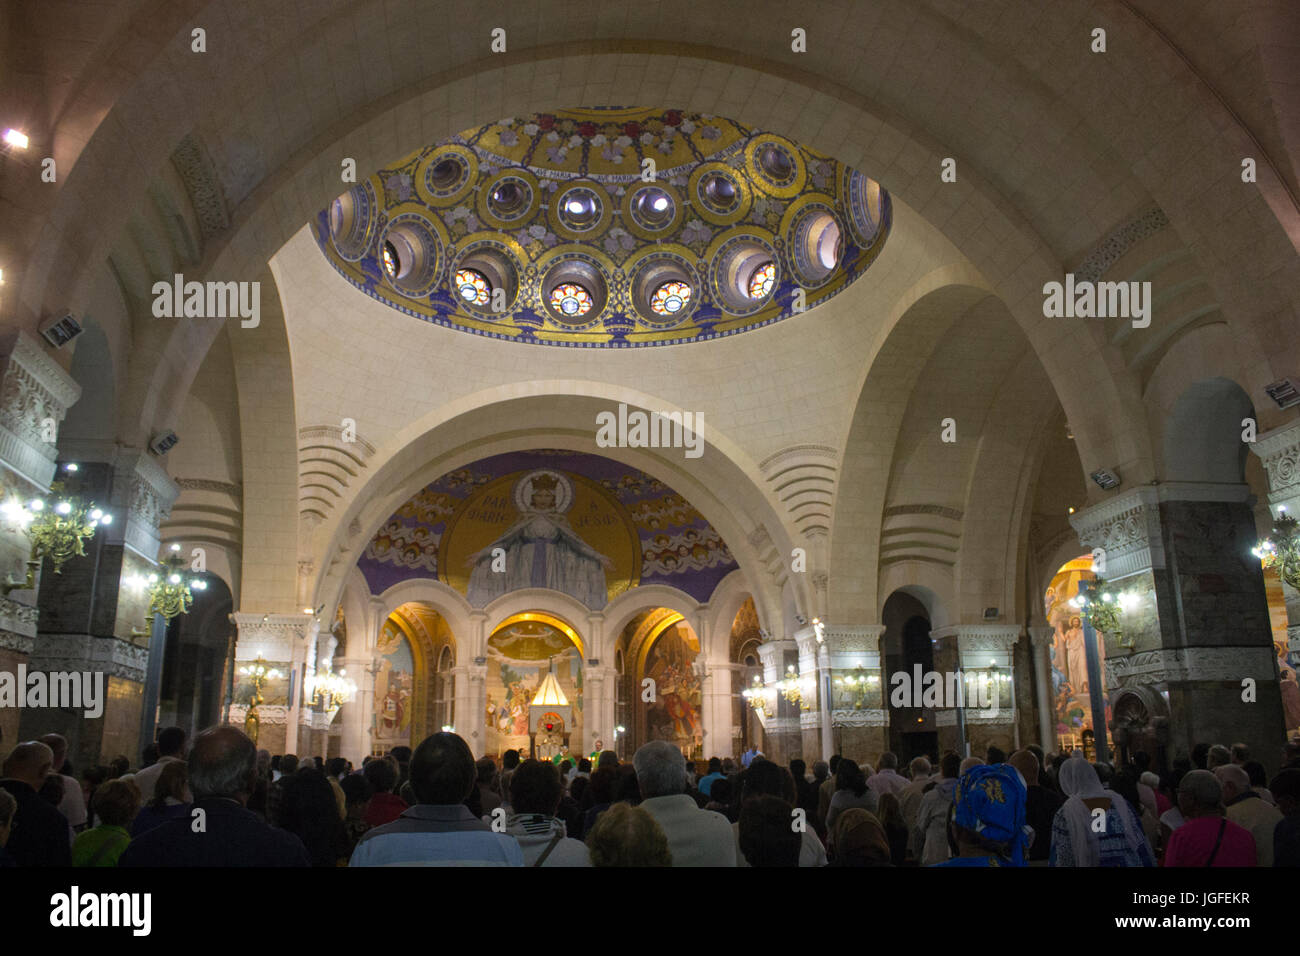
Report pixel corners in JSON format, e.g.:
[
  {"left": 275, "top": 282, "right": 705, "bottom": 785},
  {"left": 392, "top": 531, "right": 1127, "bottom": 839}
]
[
  {"left": 232, "top": 612, "right": 320, "bottom": 661},
  {"left": 1069, "top": 486, "right": 1164, "bottom": 578},
  {"left": 0, "top": 331, "right": 82, "bottom": 490},
  {"left": 1028, "top": 625, "right": 1055, "bottom": 650},
  {"left": 1252, "top": 420, "right": 1300, "bottom": 509},
  {"left": 831, "top": 708, "right": 888, "bottom": 727}
]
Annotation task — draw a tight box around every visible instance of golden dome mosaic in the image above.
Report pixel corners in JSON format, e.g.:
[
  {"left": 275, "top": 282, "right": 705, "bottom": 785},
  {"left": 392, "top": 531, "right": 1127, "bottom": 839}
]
[{"left": 315, "top": 107, "right": 891, "bottom": 347}]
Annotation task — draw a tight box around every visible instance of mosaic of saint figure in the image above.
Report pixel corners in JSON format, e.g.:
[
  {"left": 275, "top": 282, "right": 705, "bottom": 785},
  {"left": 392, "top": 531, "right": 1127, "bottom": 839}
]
[{"left": 467, "top": 471, "right": 612, "bottom": 608}]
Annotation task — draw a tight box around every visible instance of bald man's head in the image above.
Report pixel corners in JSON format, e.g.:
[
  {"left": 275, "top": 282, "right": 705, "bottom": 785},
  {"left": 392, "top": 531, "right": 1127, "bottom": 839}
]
[
  {"left": 1008, "top": 749, "right": 1040, "bottom": 786},
  {"left": 2, "top": 741, "right": 55, "bottom": 788}
]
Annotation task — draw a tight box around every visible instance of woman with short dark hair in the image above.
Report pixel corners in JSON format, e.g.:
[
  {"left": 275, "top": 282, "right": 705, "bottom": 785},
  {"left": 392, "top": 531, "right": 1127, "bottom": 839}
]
[
  {"left": 277, "top": 768, "right": 350, "bottom": 867},
  {"left": 72, "top": 779, "right": 141, "bottom": 867}
]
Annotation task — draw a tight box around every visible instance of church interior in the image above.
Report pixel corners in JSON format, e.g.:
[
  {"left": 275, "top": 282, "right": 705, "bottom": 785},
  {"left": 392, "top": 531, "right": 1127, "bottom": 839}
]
[{"left": 1, "top": 0, "right": 1299, "bottom": 876}]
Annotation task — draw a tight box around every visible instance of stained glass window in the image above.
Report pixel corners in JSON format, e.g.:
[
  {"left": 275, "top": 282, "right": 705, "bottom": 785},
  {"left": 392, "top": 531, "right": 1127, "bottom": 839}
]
[
  {"left": 747, "top": 261, "right": 775, "bottom": 299},
  {"left": 456, "top": 268, "right": 491, "bottom": 306},
  {"left": 382, "top": 241, "right": 399, "bottom": 278},
  {"left": 651, "top": 280, "right": 692, "bottom": 315},
  {"left": 550, "top": 282, "right": 593, "bottom": 317}
]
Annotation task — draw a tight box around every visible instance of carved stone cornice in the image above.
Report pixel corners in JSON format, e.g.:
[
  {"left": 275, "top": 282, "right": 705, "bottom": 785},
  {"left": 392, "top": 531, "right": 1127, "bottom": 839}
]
[
  {"left": 1070, "top": 486, "right": 1164, "bottom": 578},
  {"left": 929, "top": 624, "right": 1020, "bottom": 656},
  {"left": 174, "top": 478, "right": 242, "bottom": 497},
  {"left": 1028, "top": 625, "right": 1055, "bottom": 650},
  {"left": 232, "top": 612, "right": 320, "bottom": 661},
  {"left": 1105, "top": 646, "right": 1277, "bottom": 688},
  {"left": 799, "top": 710, "right": 822, "bottom": 729},
  {"left": 227, "top": 704, "right": 289, "bottom": 727},
  {"left": 759, "top": 716, "right": 801, "bottom": 733},
  {"left": 0, "top": 629, "right": 35, "bottom": 656},
  {"left": 0, "top": 331, "right": 82, "bottom": 490},
  {"left": 0, "top": 595, "right": 39, "bottom": 639},
  {"left": 1251, "top": 420, "right": 1300, "bottom": 508},
  {"left": 831, "top": 708, "right": 888, "bottom": 728},
  {"left": 25, "top": 633, "right": 148, "bottom": 683}
]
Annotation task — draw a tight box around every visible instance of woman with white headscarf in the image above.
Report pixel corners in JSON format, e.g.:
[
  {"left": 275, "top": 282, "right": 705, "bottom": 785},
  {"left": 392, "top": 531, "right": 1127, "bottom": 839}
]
[{"left": 1049, "top": 757, "right": 1154, "bottom": 866}]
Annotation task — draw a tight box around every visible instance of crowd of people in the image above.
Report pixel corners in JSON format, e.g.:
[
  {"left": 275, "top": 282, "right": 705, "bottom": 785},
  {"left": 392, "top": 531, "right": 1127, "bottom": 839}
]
[{"left": 2, "top": 728, "right": 1298, "bottom": 867}]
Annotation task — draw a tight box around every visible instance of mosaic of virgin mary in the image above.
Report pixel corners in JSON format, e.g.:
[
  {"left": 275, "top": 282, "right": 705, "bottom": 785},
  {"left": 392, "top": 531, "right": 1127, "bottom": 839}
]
[{"left": 466, "top": 470, "right": 612, "bottom": 609}]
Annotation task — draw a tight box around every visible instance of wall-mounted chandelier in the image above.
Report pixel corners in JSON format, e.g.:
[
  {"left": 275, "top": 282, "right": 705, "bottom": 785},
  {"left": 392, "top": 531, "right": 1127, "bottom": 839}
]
[
  {"left": 1254, "top": 511, "right": 1300, "bottom": 589},
  {"left": 1068, "top": 576, "right": 1139, "bottom": 648},
  {"left": 741, "top": 674, "right": 771, "bottom": 717},
  {"left": 126, "top": 543, "right": 208, "bottom": 624},
  {"left": 2, "top": 476, "right": 112, "bottom": 593},
  {"left": 307, "top": 667, "right": 356, "bottom": 714},
  {"left": 777, "top": 664, "right": 805, "bottom": 709}
]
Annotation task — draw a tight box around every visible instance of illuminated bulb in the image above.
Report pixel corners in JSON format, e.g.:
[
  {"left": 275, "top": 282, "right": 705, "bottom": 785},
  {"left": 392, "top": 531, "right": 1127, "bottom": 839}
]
[
  {"left": 147, "top": 574, "right": 158, "bottom": 583},
  {"left": 28, "top": 499, "right": 43, "bottom": 512},
  {"left": 4, "top": 128, "right": 29, "bottom": 149},
  {"left": 193, "top": 580, "right": 207, "bottom": 590},
  {"left": 55, "top": 501, "right": 72, "bottom": 515},
  {"left": 90, "top": 509, "right": 102, "bottom": 520},
  {"left": 170, "top": 543, "right": 180, "bottom": 552},
  {"left": 168, "top": 573, "right": 181, "bottom": 584},
  {"left": 652, "top": 195, "right": 669, "bottom": 211},
  {"left": 65, "top": 463, "right": 78, "bottom": 472},
  {"left": 1068, "top": 507, "right": 1075, "bottom": 514}
]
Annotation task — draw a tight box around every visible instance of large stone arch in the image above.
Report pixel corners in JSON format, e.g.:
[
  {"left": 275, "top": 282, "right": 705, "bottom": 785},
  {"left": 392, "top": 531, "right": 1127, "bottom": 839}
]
[
  {"left": 311, "top": 385, "right": 796, "bottom": 642},
  {"left": 73, "top": 40, "right": 1148, "bottom": 506},
  {"left": 829, "top": 275, "right": 992, "bottom": 623}
]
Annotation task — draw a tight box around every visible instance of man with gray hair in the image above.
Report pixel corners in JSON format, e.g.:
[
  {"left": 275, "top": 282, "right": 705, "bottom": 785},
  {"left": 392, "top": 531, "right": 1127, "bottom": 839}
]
[
  {"left": 1216, "top": 763, "right": 1281, "bottom": 866},
  {"left": 119, "top": 726, "right": 309, "bottom": 867},
  {"left": 1164, "top": 769, "right": 1256, "bottom": 867},
  {"left": 634, "top": 741, "right": 735, "bottom": 866},
  {"left": 898, "top": 756, "right": 933, "bottom": 831}
]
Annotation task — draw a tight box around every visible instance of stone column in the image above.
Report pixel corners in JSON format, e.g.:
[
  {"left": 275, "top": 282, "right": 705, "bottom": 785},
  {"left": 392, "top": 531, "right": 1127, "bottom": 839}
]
[
  {"left": 1252, "top": 421, "right": 1300, "bottom": 665},
  {"left": 819, "top": 624, "right": 887, "bottom": 760},
  {"left": 756, "top": 637, "right": 799, "bottom": 764},
  {"left": 699, "top": 660, "right": 733, "bottom": 763},
  {"left": 1071, "top": 483, "right": 1285, "bottom": 767},
  {"left": 583, "top": 664, "right": 617, "bottom": 757},
  {"left": 1028, "top": 625, "right": 1056, "bottom": 750},
  {"left": 24, "top": 441, "right": 178, "bottom": 767},
  {"left": 793, "top": 624, "right": 825, "bottom": 760},
  {"left": 927, "top": 625, "right": 1020, "bottom": 759},
  {"left": 227, "top": 612, "right": 318, "bottom": 756},
  {"left": 454, "top": 661, "right": 487, "bottom": 756}
]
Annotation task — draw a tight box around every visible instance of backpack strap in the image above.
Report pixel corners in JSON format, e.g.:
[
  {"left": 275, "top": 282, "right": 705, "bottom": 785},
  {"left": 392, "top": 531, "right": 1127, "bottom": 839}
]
[
  {"left": 1203, "top": 818, "right": 1228, "bottom": 867},
  {"left": 533, "top": 831, "right": 563, "bottom": 866}
]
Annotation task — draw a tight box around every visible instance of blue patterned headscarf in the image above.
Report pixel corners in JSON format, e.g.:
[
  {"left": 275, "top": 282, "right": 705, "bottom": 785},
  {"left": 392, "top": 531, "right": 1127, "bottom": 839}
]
[{"left": 952, "top": 763, "right": 1030, "bottom": 865}]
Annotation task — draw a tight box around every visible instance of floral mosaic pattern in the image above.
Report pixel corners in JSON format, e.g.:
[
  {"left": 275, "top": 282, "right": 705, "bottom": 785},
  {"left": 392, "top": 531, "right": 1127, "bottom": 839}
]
[{"left": 316, "top": 108, "right": 891, "bottom": 347}]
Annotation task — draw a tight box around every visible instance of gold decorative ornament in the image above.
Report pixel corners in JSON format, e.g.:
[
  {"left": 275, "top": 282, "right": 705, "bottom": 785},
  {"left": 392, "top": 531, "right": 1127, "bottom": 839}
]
[
  {"left": 1255, "top": 512, "right": 1300, "bottom": 590},
  {"left": 2, "top": 478, "right": 112, "bottom": 594}
]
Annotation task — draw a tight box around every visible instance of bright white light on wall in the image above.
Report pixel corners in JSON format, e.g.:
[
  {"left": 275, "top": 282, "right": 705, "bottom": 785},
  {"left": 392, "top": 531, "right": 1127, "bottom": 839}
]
[{"left": 4, "top": 129, "right": 29, "bottom": 149}]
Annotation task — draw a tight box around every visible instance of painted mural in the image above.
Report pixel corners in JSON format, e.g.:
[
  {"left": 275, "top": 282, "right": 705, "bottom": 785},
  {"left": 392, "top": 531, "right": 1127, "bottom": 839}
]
[
  {"left": 643, "top": 623, "right": 703, "bottom": 755},
  {"left": 1044, "top": 556, "right": 1110, "bottom": 757},
  {"left": 374, "top": 623, "right": 415, "bottom": 751},
  {"left": 358, "top": 450, "right": 736, "bottom": 605},
  {"left": 483, "top": 618, "right": 583, "bottom": 758}
]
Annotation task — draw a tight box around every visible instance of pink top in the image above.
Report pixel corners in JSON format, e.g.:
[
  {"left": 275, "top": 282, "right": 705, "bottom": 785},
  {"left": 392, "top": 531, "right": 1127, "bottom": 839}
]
[{"left": 1163, "top": 816, "right": 1256, "bottom": 867}]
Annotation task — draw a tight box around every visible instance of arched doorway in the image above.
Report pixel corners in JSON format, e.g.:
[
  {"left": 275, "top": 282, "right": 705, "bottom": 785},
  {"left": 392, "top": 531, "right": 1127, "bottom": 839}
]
[
  {"left": 1044, "top": 555, "right": 1107, "bottom": 758},
  {"left": 882, "top": 590, "right": 935, "bottom": 763},
  {"left": 483, "top": 611, "right": 584, "bottom": 762},
  {"left": 372, "top": 603, "right": 456, "bottom": 756},
  {"left": 618, "top": 609, "right": 704, "bottom": 759}
]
